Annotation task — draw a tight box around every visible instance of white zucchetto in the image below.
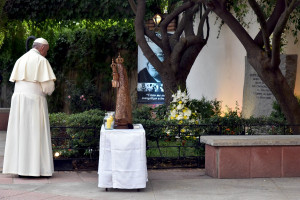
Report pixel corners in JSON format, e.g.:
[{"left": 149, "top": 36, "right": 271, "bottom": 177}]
[{"left": 34, "top": 38, "right": 49, "bottom": 45}]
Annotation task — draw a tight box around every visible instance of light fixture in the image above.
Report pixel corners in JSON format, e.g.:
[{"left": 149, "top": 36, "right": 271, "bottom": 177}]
[
  {"left": 54, "top": 152, "right": 60, "bottom": 158},
  {"left": 153, "top": 14, "right": 162, "bottom": 27}
]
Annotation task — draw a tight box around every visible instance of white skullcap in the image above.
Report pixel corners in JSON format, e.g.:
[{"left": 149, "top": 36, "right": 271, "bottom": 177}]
[{"left": 34, "top": 38, "right": 49, "bottom": 45}]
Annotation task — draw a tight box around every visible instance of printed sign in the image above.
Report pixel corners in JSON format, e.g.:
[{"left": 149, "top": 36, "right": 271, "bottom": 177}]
[{"left": 137, "top": 36, "right": 165, "bottom": 104}]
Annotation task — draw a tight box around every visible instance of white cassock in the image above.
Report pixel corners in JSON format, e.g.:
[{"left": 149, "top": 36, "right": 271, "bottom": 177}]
[{"left": 2, "top": 48, "right": 56, "bottom": 176}]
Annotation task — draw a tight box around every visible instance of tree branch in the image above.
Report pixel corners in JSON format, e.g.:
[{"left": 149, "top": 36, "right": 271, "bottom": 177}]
[
  {"left": 129, "top": 0, "right": 162, "bottom": 48},
  {"left": 161, "top": 1, "right": 194, "bottom": 26},
  {"left": 185, "top": 35, "right": 206, "bottom": 49},
  {"left": 183, "top": 5, "right": 197, "bottom": 36},
  {"left": 145, "top": 29, "right": 163, "bottom": 47},
  {"left": 160, "top": 0, "right": 194, "bottom": 58},
  {"left": 171, "top": 15, "right": 185, "bottom": 41},
  {"left": 208, "top": 0, "right": 259, "bottom": 53},
  {"left": 135, "top": 0, "right": 164, "bottom": 73},
  {"left": 205, "top": 7, "right": 210, "bottom": 41},
  {"left": 184, "top": 5, "right": 198, "bottom": 36},
  {"left": 197, "top": 7, "right": 210, "bottom": 39},
  {"left": 271, "top": 0, "right": 298, "bottom": 67},
  {"left": 248, "top": 0, "right": 271, "bottom": 55},
  {"left": 254, "top": 0, "right": 285, "bottom": 46},
  {"left": 128, "top": 0, "right": 137, "bottom": 15},
  {"left": 292, "top": 0, "right": 300, "bottom": 8},
  {"left": 171, "top": 35, "right": 206, "bottom": 73}
]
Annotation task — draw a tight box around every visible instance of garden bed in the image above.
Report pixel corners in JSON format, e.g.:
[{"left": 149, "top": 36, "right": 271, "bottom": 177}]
[
  {"left": 54, "top": 159, "right": 99, "bottom": 171},
  {"left": 54, "top": 157, "right": 205, "bottom": 171},
  {"left": 147, "top": 157, "right": 205, "bottom": 169}
]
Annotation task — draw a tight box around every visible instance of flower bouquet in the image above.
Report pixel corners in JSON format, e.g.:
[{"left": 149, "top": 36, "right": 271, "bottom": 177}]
[{"left": 165, "top": 89, "right": 201, "bottom": 144}]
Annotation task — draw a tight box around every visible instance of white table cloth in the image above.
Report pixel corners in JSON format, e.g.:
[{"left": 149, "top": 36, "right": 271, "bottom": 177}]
[{"left": 98, "top": 124, "right": 147, "bottom": 189}]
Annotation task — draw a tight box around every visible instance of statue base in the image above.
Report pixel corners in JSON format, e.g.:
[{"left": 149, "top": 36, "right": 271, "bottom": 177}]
[
  {"left": 114, "top": 123, "right": 133, "bottom": 129},
  {"left": 114, "top": 119, "right": 133, "bottom": 129}
]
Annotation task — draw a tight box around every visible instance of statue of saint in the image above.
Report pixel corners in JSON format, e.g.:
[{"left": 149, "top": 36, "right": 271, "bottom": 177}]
[
  {"left": 111, "top": 59, "right": 119, "bottom": 88},
  {"left": 111, "top": 54, "right": 133, "bottom": 129}
]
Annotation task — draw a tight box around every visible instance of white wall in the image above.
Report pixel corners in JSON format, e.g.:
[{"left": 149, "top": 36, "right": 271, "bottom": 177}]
[
  {"left": 286, "top": 34, "right": 300, "bottom": 96},
  {"left": 187, "top": 14, "right": 300, "bottom": 112}
]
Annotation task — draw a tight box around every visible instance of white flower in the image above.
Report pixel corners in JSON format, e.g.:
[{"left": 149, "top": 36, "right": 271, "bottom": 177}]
[
  {"left": 184, "top": 109, "right": 192, "bottom": 117},
  {"left": 167, "top": 88, "right": 198, "bottom": 122},
  {"left": 176, "top": 114, "right": 184, "bottom": 120},
  {"left": 177, "top": 90, "right": 182, "bottom": 97},
  {"left": 170, "top": 109, "right": 177, "bottom": 117},
  {"left": 181, "top": 92, "right": 187, "bottom": 99},
  {"left": 172, "top": 97, "right": 177, "bottom": 102},
  {"left": 177, "top": 103, "right": 184, "bottom": 110}
]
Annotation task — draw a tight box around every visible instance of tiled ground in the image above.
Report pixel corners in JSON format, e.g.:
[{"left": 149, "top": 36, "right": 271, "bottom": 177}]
[
  {"left": 2, "top": 132, "right": 300, "bottom": 200},
  {"left": 0, "top": 171, "right": 98, "bottom": 185},
  {"left": 0, "top": 189, "right": 92, "bottom": 200},
  {"left": 0, "top": 171, "right": 98, "bottom": 200},
  {"left": 0, "top": 131, "right": 5, "bottom": 172}
]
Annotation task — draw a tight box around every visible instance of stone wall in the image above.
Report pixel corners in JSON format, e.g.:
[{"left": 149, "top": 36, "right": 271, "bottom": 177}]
[
  {"left": 242, "top": 54, "right": 298, "bottom": 118},
  {"left": 201, "top": 135, "right": 300, "bottom": 178}
]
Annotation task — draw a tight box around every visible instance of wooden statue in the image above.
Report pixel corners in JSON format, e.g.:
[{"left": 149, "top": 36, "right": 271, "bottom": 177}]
[
  {"left": 111, "top": 54, "right": 133, "bottom": 129},
  {"left": 111, "top": 59, "right": 119, "bottom": 88}
]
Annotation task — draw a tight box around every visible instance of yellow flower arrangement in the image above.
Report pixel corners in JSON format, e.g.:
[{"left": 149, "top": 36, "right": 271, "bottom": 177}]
[
  {"left": 165, "top": 88, "right": 201, "bottom": 140},
  {"left": 168, "top": 89, "right": 197, "bottom": 121}
]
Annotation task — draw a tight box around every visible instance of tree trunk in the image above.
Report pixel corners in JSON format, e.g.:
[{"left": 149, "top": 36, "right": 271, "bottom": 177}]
[
  {"left": 132, "top": 0, "right": 209, "bottom": 107},
  {"left": 160, "top": 43, "right": 204, "bottom": 105},
  {"left": 160, "top": 64, "right": 187, "bottom": 106},
  {"left": 206, "top": 0, "right": 300, "bottom": 134},
  {"left": 248, "top": 53, "right": 300, "bottom": 134},
  {"left": 161, "top": 72, "right": 177, "bottom": 106}
]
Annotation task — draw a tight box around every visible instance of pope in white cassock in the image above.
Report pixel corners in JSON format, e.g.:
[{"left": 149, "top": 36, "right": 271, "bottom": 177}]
[{"left": 2, "top": 38, "right": 56, "bottom": 177}]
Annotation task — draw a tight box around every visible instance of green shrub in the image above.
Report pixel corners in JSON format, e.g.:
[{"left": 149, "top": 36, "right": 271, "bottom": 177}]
[
  {"left": 49, "top": 112, "right": 68, "bottom": 126},
  {"left": 189, "top": 97, "right": 222, "bottom": 119},
  {"left": 270, "top": 97, "right": 300, "bottom": 123},
  {"left": 66, "top": 109, "right": 105, "bottom": 128},
  {"left": 49, "top": 109, "right": 105, "bottom": 127},
  {"left": 132, "top": 105, "right": 153, "bottom": 120},
  {"left": 153, "top": 104, "right": 168, "bottom": 120},
  {"left": 50, "top": 109, "right": 105, "bottom": 158},
  {"left": 64, "top": 80, "right": 102, "bottom": 113},
  {"left": 0, "top": 19, "right": 137, "bottom": 113}
]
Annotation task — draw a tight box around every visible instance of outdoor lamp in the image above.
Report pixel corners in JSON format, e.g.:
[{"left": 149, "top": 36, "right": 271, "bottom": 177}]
[
  {"left": 153, "top": 14, "right": 162, "bottom": 27},
  {"left": 54, "top": 152, "right": 60, "bottom": 158}
]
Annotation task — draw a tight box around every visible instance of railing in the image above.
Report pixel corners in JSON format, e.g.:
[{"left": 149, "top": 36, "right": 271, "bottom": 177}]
[
  {"left": 143, "top": 123, "right": 298, "bottom": 169},
  {"left": 50, "top": 123, "right": 299, "bottom": 170},
  {"left": 51, "top": 126, "right": 99, "bottom": 170}
]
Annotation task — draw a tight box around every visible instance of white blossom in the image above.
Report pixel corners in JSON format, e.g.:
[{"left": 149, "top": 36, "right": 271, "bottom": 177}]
[
  {"left": 177, "top": 90, "right": 182, "bottom": 97},
  {"left": 185, "top": 109, "right": 192, "bottom": 117},
  {"left": 170, "top": 109, "right": 176, "bottom": 117},
  {"left": 177, "top": 103, "right": 184, "bottom": 110},
  {"left": 176, "top": 114, "right": 184, "bottom": 120}
]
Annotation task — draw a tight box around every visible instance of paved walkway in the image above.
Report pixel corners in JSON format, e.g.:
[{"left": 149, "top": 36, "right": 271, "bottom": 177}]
[
  {"left": 1, "top": 131, "right": 300, "bottom": 200},
  {"left": 0, "top": 131, "right": 5, "bottom": 173}
]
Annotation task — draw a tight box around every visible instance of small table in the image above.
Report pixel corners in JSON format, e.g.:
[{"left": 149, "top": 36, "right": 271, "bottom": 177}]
[{"left": 98, "top": 124, "right": 147, "bottom": 189}]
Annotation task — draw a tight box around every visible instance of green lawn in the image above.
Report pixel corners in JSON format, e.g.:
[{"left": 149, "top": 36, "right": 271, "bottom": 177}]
[{"left": 146, "top": 140, "right": 204, "bottom": 158}]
